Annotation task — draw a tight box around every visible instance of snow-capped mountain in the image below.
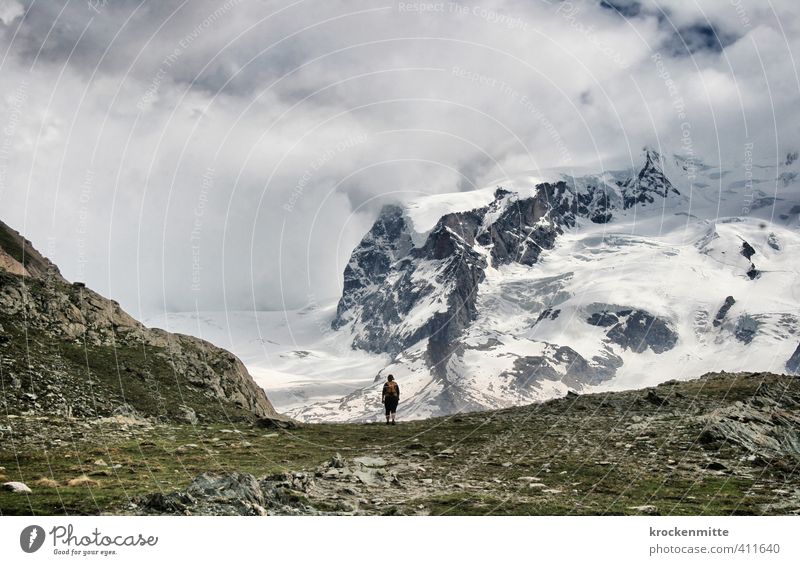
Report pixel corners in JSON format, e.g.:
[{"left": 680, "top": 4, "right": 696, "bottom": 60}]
[{"left": 290, "top": 147, "right": 800, "bottom": 422}]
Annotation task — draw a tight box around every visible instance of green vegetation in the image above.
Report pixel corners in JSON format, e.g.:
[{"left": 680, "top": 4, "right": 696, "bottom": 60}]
[
  {"left": 0, "top": 227, "right": 26, "bottom": 265},
  {"left": 0, "top": 297, "right": 257, "bottom": 423},
  {"left": 2, "top": 372, "right": 797, "bottom": 516}
]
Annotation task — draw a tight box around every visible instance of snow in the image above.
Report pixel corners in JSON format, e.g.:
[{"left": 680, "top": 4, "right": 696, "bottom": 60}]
[
  {"left": 400, "top": 183, "right": 541, "bottom": 246},
  {"left": 147, "top": 149, "right": 800, "bottom": 423},
  {"left": 142, "top": 301, "right": 389, "bottom": 413}
]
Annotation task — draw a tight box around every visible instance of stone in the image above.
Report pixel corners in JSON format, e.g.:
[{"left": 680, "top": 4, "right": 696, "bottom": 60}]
[
  {"left": 112, "top": 404, "right": 139, "bottom": 417},
  {"left": 353, "top": 456, "right": 388, "bottom": 467},
  {"left": 188, "top": 472, "right": 265, "bottom": 505},
  {"left": 628, "top": 505, "right": 658, "bottom": 515},
  {"left": 354, "top": 470, "right": 379, "bottom": 486},
  {"left": 329, "top": 453, "right": 346, "bottom": 469},
  {"left": 2, "top": 481, "right": 32, "bottom": 493},
  {"left": 645, "top": 389, "right": 669, "bottom": 406},
  {"left": 700, "top": 386, "right": 800, "bottom": 459},
  {"left": 177, "top": 405, "right": 199, "bottom": 425}
]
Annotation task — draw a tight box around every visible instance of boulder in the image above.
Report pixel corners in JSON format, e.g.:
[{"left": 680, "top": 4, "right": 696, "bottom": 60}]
[{"left": 2, "top": 481, "right": 32, "bottom": 493}]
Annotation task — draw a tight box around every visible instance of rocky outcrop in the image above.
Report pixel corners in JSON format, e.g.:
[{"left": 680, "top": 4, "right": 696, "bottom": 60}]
[
  {"left": 325, "top": 150, "right": 689, "bottom": 418},
  {"left": 0, "top": 221, "right": 62, "bottom": 279},
  {"left": 620, "top": 148, "right": 680, "bottom": 208},
  {"left": 332, "top": 204, "right": 412, "bottom": 330},
  {"left": 0, "top": 219, "right": 285, "bottom": 424},
  {"left": 786, "top": 343, "right": 800, "bottom": 375},
  {"left": 136, "top": 472, "right": 269, "bottom": 516},
  {"left": 734, "top": 314, "right": 759, "bottom": 344},
  {"left": 713, "top": 296, "right": 736, "bottom": 327},
  {"left": 476, "top": 187, "right": 560, "bottom": 267},
  {"left": 699, "top": 381, "right": 800, "bottom": 460},
  {"left": 333, "top": 150, "right": 683, "bottom": 368},
  {"left": 504, "top": 345, "right": 622, "bottom": 390},
  {"left": 586, "top": 306, "right": 678, "bottom": 354},
  {"left": 331, "top": 187, "right": 568, "bottom": 378}
]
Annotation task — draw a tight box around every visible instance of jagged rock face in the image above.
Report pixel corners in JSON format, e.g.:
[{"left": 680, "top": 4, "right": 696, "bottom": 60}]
[
  {"left": 331, "top": 152, "right": 683, "bottom": 368},
  {"left": 539, "top": 180, "right": 618, "bottom": 228},
  {"left": 325, "top": 153, "right": 690, "bottom": 419},
  {"left": 303, "top": 147, "right": 800, "bottom": 422},
  {"left": 786, "top": 343, "right": 800, "bottom": 375},
  {"left": 700, "top": 381, "right": 800, "bottom": 459},
  {"left": 620, "top": 149, "right": 680, "bottom": 208},
  {"left": 332, "top": 159, "right": 681, "bottom": 370},
  {"left": 477, "top": 186, "right": 560, "bottom": 266},
  {"left": 332, "top": 189, "right": 562, "bottom": 366},
  {"left": 603, "top": 309, "right": 678, "bottom": 354},
  {"left": 332, "top": 206, "right": 487, "bottom": 357},
  {"left": 332, "top": 205, "right": 412, "bottom": 329},
  {"left": 505, "top": 344, "right": 622, "bottom": 390},
  {"left": 713, "top": 296, "right": 736, "bottom": 327},
  {"left": 0, "top": 220, "right": 284, "bottom": 424},
  {"left": 0, "top": 221, "right": 62, "bottom": 279}
]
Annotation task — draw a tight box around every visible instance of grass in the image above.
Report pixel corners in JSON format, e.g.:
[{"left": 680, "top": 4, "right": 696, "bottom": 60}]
[{"left": 1, "top": 391, "right": 793, "bottom": 516}]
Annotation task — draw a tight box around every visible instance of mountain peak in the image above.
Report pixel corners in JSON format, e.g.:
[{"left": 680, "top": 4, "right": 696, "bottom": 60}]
[
  {"left": 620, "top": 146, "right": 681, "bottom": 208},
  {"left": 300, "top": 146, "right": 800, "bottom": 422}
]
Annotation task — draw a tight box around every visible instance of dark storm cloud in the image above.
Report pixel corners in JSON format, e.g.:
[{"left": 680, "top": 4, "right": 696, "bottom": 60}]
[
  {"left": 599, "top": 1, "right": 641, "bottom": 18},
  {"left": 597, "top": 0, "right": 742, "bottom": 56},
  {"left": 663, "top": 22, "right": 739, "bottom": 56}
]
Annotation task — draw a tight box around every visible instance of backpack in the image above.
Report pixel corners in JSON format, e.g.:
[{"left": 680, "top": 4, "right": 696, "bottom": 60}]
[{"left": 385, "top": 381, "right": 398, "bottom": 397}]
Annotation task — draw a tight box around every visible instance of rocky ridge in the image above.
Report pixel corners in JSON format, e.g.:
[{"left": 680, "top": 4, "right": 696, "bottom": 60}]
[
  {"left": 290, "top": 148, "right": 800, "bottom": 421},
  {"left": 0, "top": 219, "right": 286, "bottom": 424}
]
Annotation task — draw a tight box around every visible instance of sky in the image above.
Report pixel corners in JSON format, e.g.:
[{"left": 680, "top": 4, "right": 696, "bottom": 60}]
[{"left": 0, "top": 0, "right": 798, "bottom": 317}]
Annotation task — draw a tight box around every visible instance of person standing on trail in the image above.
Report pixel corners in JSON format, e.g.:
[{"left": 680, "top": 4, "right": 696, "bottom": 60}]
[{"left": 382, "top": 374, "right": 400, "bottom": 425}]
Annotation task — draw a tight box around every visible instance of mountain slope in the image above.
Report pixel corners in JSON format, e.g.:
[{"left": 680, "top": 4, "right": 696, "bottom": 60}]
[
  {"left": 3, "top": 371, "right": 798, "bottom": 515},
  {"left": 293, "top": 148, "right": 800, "bottom": 422},
  {"left": 0, "top": 219, "right": 287, "bottom": 424}
]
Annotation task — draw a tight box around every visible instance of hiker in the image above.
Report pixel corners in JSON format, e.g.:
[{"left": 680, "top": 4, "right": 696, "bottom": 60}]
[{"left": 381, "top": 374, "right": 400, "bottom": 425}]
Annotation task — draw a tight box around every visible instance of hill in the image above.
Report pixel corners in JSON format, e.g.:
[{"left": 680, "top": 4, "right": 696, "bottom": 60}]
[
  {"left": 0, "top": 219, "right": 286, "bottom": 425},
  {"left": 1, "top": 371, "right": 797, "bottom": 515}
]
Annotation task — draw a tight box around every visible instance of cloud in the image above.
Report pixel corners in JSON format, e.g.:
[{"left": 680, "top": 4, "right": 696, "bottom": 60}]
[
  {"left": 0, "top": 0, "right": 798, "bottom": 316},
  {"left": 0, "top": 0, "right": 23, "bottom": 26}
]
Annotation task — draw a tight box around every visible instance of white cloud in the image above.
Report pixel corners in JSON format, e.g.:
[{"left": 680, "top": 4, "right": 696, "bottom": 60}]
[
  {"left": 0, "top": 0, "right": 798, "bottom": 315},
  {"left": 0, "top": 0, "right": 23, "bottom": 26}
]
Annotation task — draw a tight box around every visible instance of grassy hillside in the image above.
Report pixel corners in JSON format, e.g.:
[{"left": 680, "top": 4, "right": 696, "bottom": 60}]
[
  {"left": 0, "top": 266, "right": 283, "bottom": 425},
  {"left": 1, "top": 371, "right": 797, "bottom": 516}
]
